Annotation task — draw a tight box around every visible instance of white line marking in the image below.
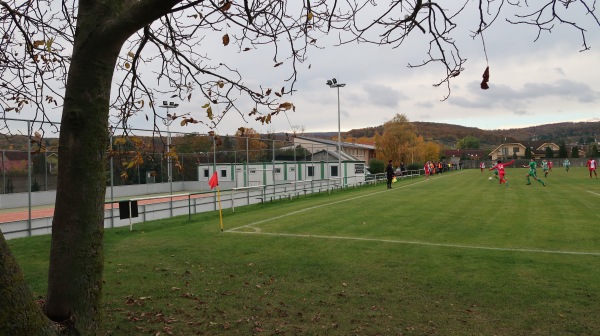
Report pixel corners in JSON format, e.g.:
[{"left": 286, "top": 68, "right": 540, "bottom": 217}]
[
  {"left": 227, "top": 178, "right": 428, "bottom": 232},
  {"left": 227, "top": 231, "right": 600, "bottom": 256},
  {"left": 226, "top": 171, "right": 600, "bottom": 257},
  {"left": 588, "top": 191, "right": 600, "bottom": 197}
]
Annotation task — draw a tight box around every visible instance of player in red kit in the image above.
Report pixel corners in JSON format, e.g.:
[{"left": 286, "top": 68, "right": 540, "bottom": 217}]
[
  {"left": 587, "top": 157, "right": 598, "bottom": 178},
  {"left": 489, "top": 159, "right": 515, "bottom": 187}
]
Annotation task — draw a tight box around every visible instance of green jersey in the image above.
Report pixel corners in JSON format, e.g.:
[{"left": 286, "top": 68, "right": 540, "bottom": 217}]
[
  {"left": 564, "top": 159, "right": 570, "bottom": 166},
  {"left": 528, "top": 161, "right": 538, "bottom": 177},
  {"left": 528, "top": 161, "right": 537, "bottom": 172},
  {"left": 541, "top": 160, "right": 549, "bottom": 170}
]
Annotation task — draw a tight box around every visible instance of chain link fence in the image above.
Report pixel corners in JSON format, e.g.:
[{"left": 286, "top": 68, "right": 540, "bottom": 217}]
[{"left": 0, "top": 118, "right": 354, "bottom": 239}]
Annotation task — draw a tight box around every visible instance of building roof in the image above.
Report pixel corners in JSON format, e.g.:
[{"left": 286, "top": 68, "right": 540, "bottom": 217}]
[
  {"left": 295, "top": 135, "right": 375, "bottom": 150},
  {"left": 307, "top": 149, "right": 360, "bottom": 162},
  {"left": 488, "top": 141, "right": 559, "bottom": 156}
]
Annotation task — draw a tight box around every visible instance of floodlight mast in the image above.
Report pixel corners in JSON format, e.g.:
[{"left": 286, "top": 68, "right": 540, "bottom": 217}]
[
  {"left": 325, "top": 78, "right": 346, "bottom": 185},
  {"left": 159, "top": 101, "right": 179, "bottom": 199}
]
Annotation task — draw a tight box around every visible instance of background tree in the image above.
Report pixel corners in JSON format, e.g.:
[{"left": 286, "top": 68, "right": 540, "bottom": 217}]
[
  {"left": 558, "top": 142, "right": 569, "bottom": 158},
  {"left": 1, "top": 0, "right": 598, "bottom": 334},
  {"left": 524, "top": 146, "right": 533, "bottom": 159},
  {"left": 571, "top": 146, "right": 580, "bottom": 158},
  {"left": 375, "top": 114, "right": 417, "bottom": 166},
  {"left": 456, "top": 136, "right": 481, "bottom": 149},
  {"left": 545, "top": 146, "right": 555, "bottom": 159},
  {"left": 421, "top": 142, "right": 442, "bottom": 163},
  {"left": 589, "top": 145, "right": 600, "bottom": 158},
  {"left": 235, "top": 128, "right": 268, "bottom": 163}
]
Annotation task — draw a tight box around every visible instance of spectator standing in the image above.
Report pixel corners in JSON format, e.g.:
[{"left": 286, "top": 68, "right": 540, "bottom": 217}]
[{"left": 386, "top": 160, "right": 395, "bottom": 189}]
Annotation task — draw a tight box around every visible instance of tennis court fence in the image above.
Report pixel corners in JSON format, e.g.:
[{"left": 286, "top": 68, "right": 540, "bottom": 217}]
[{"left": 1, "top": 177, "right": 396, "bottom": 240}]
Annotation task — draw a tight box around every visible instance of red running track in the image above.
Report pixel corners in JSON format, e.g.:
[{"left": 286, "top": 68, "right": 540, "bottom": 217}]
[{"left": 0, "top": 193, "right": 209, "bottom": 223}]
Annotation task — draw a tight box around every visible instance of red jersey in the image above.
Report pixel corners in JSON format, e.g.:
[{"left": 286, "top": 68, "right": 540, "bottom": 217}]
[
  {"left": 588, "top": 159, "right": 597, "bottom": 169},
  {"left": 489, "top": 160, "right": 514, "bottom": 173}
]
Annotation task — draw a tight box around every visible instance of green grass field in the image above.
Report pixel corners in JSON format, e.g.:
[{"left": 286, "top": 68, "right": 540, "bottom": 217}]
[{"left": 8, "top": 167, "right": 600, "bottom": 335}]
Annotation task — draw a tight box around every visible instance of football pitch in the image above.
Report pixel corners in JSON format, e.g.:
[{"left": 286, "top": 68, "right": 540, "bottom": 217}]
[{"left": 9, "top": 167, "right": 600, "bottom": 335}]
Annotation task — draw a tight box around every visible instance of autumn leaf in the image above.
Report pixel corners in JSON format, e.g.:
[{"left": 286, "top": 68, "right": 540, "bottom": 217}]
[
  {"left": 220, "top": 1, "right": 231, "bottom": 12},
  {"left": 480, "top": 66, "right": 490, "bottom": 90},
  {"left": 124, "top": 62, "right": 130, "bottom": 69},
  {"left": 207, "top": 106, "right": 213, "bottom": 119},
  {"left": 45, "top": 38, "right": 54, "bottom": 52},
  {"left": 201, "top": 103, "right": 210, "bottom": 108},
  {"left": 307, "top": 11, "right": 313, "bottom": 21},
  {"left": 222, "top": 34, "right": 230, "bottom": 46},
  {"left": 279, "top": 102, "right": 294, "bottom": 110},
  {"left": 127, "top": 51, "right": 135, "bottom": 58},
  {"left": 217, "top": 80, "right": 224, "bottom": 88}
]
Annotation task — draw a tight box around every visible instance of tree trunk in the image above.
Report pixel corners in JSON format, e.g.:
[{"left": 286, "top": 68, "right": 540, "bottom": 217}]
[
  {"left": 0, "top": 231, "right": 58, "bottom": 335},
  {"left": 44, "top": 0, "right": 180, "bottom": 332},
  {"left": 0, "top": 0, "right": 182, "bottom": 333},
  {"left": 44, "top": 4, "right": 125, "bottom": 334}
]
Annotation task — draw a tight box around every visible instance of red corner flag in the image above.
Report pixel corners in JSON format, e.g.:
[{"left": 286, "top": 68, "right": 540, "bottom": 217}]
[{"left": 208, "top": 172, "right": 219, "bottom": 190}]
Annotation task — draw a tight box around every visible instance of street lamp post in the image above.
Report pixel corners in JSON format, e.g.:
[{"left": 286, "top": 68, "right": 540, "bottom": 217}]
[
  {"left": 326, "top": 78, "right": 346, "bottom": 185},
  {"left": 160, "top": 101, "right": 179, "bottom": 196}
]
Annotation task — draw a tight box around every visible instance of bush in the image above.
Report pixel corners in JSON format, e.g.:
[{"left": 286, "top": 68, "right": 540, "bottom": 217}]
[
  {"left": 407, "top": 163, "right": 422, "bottom": 171},
  {"left": 369, "top": 159, "right": 384, "bottom": 174}
]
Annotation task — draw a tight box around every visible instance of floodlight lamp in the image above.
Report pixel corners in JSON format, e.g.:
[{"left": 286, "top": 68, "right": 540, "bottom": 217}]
[
  {"left": 326, "top": 80, "right": 332, "bottom": 85},
  {"left": 332, "top": 78, "right": 337, "bottom": 84},
  {"left": 169, "top": 102, "right": 175, "bottom": 106},
  {"left": 174, "top": 103, "right": 179, "bottom": 107},
  {"left": 163, "top": 101, "right": 167, "bottom": 105}
]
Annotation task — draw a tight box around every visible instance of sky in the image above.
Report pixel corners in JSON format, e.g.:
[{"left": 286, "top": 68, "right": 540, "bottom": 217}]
[
  {"left": 156, "top": 1, "right": 599, "bottom": 136},
  {"left": 9, "top": 1, "right": 599, "bottom": 138}
]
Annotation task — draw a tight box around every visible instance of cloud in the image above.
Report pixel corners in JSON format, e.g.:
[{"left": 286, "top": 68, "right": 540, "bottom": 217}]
[
  {"left": 448, "top": 79, "right": 600, "bottom": 111},
  {"left": 363, "top": 84, "right": 406, "bottom": 108}
]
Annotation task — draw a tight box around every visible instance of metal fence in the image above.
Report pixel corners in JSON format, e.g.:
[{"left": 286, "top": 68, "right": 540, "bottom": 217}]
[
  {"left": 2, "top": 117, "right": 592, "bottom": 239},
  {"left": 0, "top": 118, "right": 367, "bottom": 239}
]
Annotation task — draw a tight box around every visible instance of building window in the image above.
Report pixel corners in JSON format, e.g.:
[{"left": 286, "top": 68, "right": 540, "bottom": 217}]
[
  {"left": 513, "top": 147, "right": 520, "bottom": 153},
  {"left": 220, "top": 169, "right": 227, "bottom": 178},
  {"left": 307, "top": 166, "right": 314, "bottom": 177},
  {"left": 331, "top": 165, "right": 339, "bottom": 177},
  {"left": 274, "top": 168, "right": 281, "bottom": 174},
  {"left": 203, "top": 169, "right": 209, "bottom": 178}
]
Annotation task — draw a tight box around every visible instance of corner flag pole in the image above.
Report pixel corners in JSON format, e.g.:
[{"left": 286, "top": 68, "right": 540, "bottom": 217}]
[
  {"left": 216, "top": 185, "right": 224, "bottom": 232},
  {"left": 208, "top": 171, "right": 224, "bottom": 231}
]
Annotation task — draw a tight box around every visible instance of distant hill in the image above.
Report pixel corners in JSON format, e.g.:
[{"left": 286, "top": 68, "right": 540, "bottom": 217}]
[{"left": 342, "top": 121, "right": 600, "bottom": 147}]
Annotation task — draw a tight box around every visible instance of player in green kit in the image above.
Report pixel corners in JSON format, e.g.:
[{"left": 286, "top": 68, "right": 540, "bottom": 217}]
[
  {"left": 563, "top": 159, "right": 570, "bottom": 173},
  {"left": 524, "top": 158, "right": 546, "bottom": 186},
  {"left": 541, "top": 159, "right": 549, "bottom": 177}
]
